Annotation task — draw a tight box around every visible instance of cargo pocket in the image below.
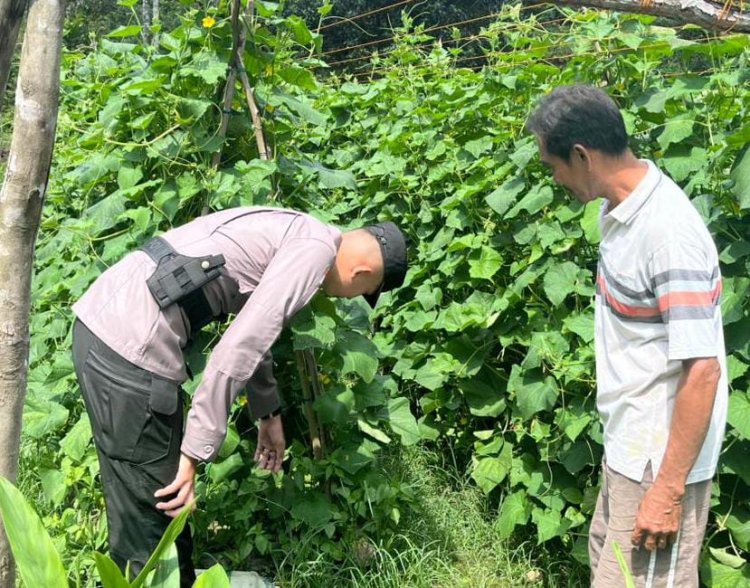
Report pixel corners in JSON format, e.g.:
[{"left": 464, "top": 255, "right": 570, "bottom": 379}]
[{"left": 130, "top": 376, "right": 180, "bottom": 465}]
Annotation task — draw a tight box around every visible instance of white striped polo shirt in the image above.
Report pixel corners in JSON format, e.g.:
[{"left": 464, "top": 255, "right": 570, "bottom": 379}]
[{"left": 595, "top": 160, "right": 727, "bottom": 484}]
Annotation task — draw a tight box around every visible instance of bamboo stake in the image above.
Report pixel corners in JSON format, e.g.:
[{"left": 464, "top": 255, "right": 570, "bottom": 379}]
[{"left": 236, "top": 0, "right": 325, "bottom": 458}]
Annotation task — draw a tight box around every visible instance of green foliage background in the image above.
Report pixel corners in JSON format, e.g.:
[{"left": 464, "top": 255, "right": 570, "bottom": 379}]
[{"left": 16, "top": 1, "right": 750, "bottom": 585}]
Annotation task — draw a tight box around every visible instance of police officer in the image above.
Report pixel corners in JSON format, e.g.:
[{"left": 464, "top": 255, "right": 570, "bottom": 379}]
[{"left": 71, "top": 206, "right": 408, "bottom": 584}]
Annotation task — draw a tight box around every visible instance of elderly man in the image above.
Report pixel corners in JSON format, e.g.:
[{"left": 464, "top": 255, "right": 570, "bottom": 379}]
[
  {"left": 71, "top": 206, "right": 407, "bottom": 584},
  {"left": 527, "top": 85, "right": 726, "bottom": 587}
]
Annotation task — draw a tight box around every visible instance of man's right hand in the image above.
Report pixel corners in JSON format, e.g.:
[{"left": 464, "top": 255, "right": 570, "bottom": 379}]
[
  {"left": 255, "top": 414, "right": 285, "bottom": 473},
  {"left": 155, "top": 453, "right": 197, "bottom": 518}
]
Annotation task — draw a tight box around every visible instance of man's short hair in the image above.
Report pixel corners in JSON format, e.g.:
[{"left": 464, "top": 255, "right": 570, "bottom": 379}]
[{"left": 526, "top": 85, "right": 629, "bottom": 161}]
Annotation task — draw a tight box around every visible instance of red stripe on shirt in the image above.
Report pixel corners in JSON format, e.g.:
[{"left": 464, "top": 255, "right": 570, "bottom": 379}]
[
  {"left": 656, "top": 281, "right": 722, "bottom": 312},
  {"left": 597, "top": 275, "right": 661, "bottom": 318}
]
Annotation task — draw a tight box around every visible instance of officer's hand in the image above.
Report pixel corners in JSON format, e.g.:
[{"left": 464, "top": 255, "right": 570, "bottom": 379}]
[
  {"left": 154, "top": 453, "right": 197, "bottom": 518},
  {"left": 632, "top": 483, "right": 683, "bottom": 551},
  {"left": 255, "top": 414, "right": 285, "bottom": 473}
]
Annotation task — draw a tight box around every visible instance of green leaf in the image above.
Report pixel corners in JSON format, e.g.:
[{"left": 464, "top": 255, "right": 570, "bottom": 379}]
[
  {"left": 291, "top": 493, "right": 333, "bottom": 527},
  {"left": 726, "top": 508, "right": 750, "bottom": 551},
  {"left": 284, "top": 15, "right": 314, "bottom": 45},
  {"left": 107, "top": 25, "right": 142, "bottom": 38},
  {"left": 563, "top": 311, "right": 594, "bottom": 343},
  {"left": 458, "top": 367, "right": 507, "bottom": 418},
  {"left": 336, "top": 332, "right": 379, "bottom": 383},
  {"left": 60, "top": 415, "right": 92, "bottom": 462},
  {"left": 486, "top": 177, "right": 525, "bottom": 217},
  {"left": 657, "top": 116, "right": 694, "bottom": 150},
  {"left": 131, "top": 506, "right": 192, "bottom": 588},
  {"left": 727, "top": 392, "right": 750, "bottom": 440},
  {"left": 0, "top": 476, "right": 67, "bottom": 587},
  {"left": 506, "top": 185, "right": 554, "bottom": 219},
  {"left": 468, "top": 245, "right": 503, "bottom": 280},
  {"left": 463, "top": 136, "right": 493, "bottom": 158},
  {"left": 543, "top": 261, "right": 581, "bottom": 306},
  {"left": 387, "top": 397, "right": 421, "bottom": 446},
  {"left": 23, "top": 392, "right": 69, "bottom": 439},
  {"left": 531, "top": 506, "right": 568, "bottom": 543},
  {"left": 661, "top": 146, "right": 707, "bottom": 182},
  {"left": 209, "top": 453, "right": 244, "bottom": 483},
  {"left": 278, "top": 66, "right": 317, "bottom": 91},
  {"left": 150, "top": 543, "right": 180, "bottom": 588},
  {"left": 95, "top": 552, "right": 131, "bottom": 587},
  {"left": 471, "top": 442, "right": 512, "bottom": 494},
  {"left": 184, "top": 50, "right": 227, "bottom": 85},
  {"left": 217, "top": 425, "right": 240, "bottom": 460},
  {"left": 580, "top": 200, "right": 601, "bottom": 244},
  {"left": 39, "top": 469, "right": 66, "bottom": 506},
  {"left": 508, "top": 366, "right": 558, "bottom": 420},
  {"left": 292, "top": 310, "right": 336, "bottom": 350},
  {"left": 357, "top": 419, "right": 392, "bottom": 444},
  {"left": 730, "top": 146, "right": 750, "bottom": 209},
  {"left": 498, "top": 490, "right": 530, "bottom": 539},
  {"left": 193, "top": 564, "right": 231, "bottom": 587}
]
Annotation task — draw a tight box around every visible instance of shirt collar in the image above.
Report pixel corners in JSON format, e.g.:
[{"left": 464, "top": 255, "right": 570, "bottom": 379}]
[{"left": 602, "top": 160, "right": 661, "bottom": 225}]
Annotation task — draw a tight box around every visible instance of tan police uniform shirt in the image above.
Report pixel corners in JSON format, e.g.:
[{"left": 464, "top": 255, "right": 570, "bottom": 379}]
[{"left": 73, "top": 207, "right": 342, "bottom": 462}]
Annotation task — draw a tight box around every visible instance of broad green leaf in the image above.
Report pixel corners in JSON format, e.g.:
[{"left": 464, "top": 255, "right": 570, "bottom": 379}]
[
  {"left": 193, "top": 564, "right": 231, "bottom": 587},
  {"left": 458, "top": 367, "right": 507, "bottom": 418},
  {"left": 60, "top": 415, "right": 92, "bottom": 461},
  {"left": 284, "top": 15, "right": 314, "bottom": 45},
  {"left": 726, "top": 508, "right": 750, "bottom": 551},
  {"left": 509, "top": 137, "right": 537, "bottom": 170},
  {"left": 183, "top": 50, "right": 226, "bottom": 85},
  {"left": 580, "top": 200, "right": 601, "bottom": 244},
  {"left": 278, "top": 66, "right": 317, "bottom": 91},
  {"left": 506, "top": 185, "right": 554, "bottom": 219},
  {"left": 563, "top": 312, "right": 594, "bottom": 343},
  {"left": 727, "top": 392, "right": 750, "bottom": 440},
  {"left": 217, "top": 425, "right": 240, "bottom": 459},
  {"left": 357, "top": 419, "right": 392, "bottom": 444},
  {"left": 661, "top": 146, "right": 707, "bottom": 182},
  {"left": 730, "top": 146, "right": 750, "bottom": 209},
  {"left": 23, "top": 392, "right": 69, "bottom": 439},
  {"left": 118, "top": 165, "right": 143, "bottom": 190},
  {"left": 94, "top": 552, "right": 130, "bottom": 587},
  {"left": 292, "top": 310, "right": 336, "bottom": 350},
  {"left": 0, "top": 476, "right": 67, "bottom": 587},
  {"left": 209, "top": 453, "right": 244, "bottom": 483},
  {"left": 387, "top": 397, "right": 421, "bottom": 446},
  {"left": 107, "top": 25, "right": 142, "bottom": 38},
  {"left": 486, "top": 177, "right": 525, "bottom": 216},
  {"left": 291, "top": 493, "right": 333, "bottom": 527},
  {"left": 468, "top": 245, "right": 503, "bottom": 280},
  {"left": 531, "top": 506, "right": 568, "bottom": 543},
  {"left": 497, "top": 490, "right": 530, "bottom": 539},
  {"left": 150, "top": 543, "right": 180, "bottom": 588},
  {"left": 508, "top": 366, "right": 558, "bottom": 420},
  {"left": 727, "top": 355, "right": 749, "bottom": 383},
  {"left": 336, "top": 332, "right": 379, "bottom": 383},
  {"left": 39, "top": 469, "right": 66, "bottom": 506},
  {"left": 82, "top": 191, "right": 127, "bottom": 233},
  {"left": 463, "top": 135, "right": 493, "bottom": 158},
  {"left": 543, "top": 261, "right": 580, "bottom": 306},
  {"left": 131, "top": 506, "right": 192, "bottom": 588},
  {"left": 657, "top": 116, "right": 694, "bottom": 150},
  {"left": 471, "top": 442, "right": 512, "bottom": 494}
]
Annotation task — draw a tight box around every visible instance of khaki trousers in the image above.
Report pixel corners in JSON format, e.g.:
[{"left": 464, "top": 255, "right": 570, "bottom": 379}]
[{"left": 589, "top": 462, "right": 711, "bottom": 588}]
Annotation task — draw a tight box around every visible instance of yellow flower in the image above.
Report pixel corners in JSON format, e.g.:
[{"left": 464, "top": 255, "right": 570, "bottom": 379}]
[{"left": 202, "top": 16, "right": 216, "bottom": 28}]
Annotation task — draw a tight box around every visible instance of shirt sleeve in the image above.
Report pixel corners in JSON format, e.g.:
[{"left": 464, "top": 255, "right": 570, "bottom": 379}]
[
  {"left": 181, "top": 237, "right": 336, "bottom": 462},
  {"left": 648, "top": 239, "right": 722, "bottom": 361},
  {"left": 245, "top": 352, "right": 280, "bottom": 420}
]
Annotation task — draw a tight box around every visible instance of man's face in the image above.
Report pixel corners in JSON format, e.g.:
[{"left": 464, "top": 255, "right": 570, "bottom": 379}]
[{"left": 538, "top": 141, "right": 595, "bottom": 204}]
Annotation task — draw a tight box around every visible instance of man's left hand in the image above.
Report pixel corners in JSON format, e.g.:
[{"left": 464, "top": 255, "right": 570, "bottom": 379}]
[
  {"left": 255, "top": 414, "right": 285, "bottom": 473},
  {"left": 632, "top": 483, "right": 683, "bottom": 551}
]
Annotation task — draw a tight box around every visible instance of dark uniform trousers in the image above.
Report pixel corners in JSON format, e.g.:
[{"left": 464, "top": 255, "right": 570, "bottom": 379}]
[{"left": 72, "top": 320, "right": 196, "bottom": 586}]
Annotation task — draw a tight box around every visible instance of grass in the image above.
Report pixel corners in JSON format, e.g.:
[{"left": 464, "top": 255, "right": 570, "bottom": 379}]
[{"left": 275, "top": 446, "right": 589, "bottom": 588}]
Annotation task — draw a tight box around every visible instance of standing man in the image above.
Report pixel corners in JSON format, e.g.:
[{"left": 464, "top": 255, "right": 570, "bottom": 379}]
[
  {"left": 527, "top": 85, "right": 726, "bottom": 587},
  {"left": 71, "top": 206, "right": 407, "bottom": 584}
]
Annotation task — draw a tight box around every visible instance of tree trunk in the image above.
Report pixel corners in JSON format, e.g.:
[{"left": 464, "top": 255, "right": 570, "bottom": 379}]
[
  {"left": 0, "top": 0, "right": 64, "bottom": 584},
  {"left": 549, "top": 0, "right": 750, "bottom": 33},
  {"left": 0, "top": 0, "right": 28, "bottom": 116},
  {"left": 141, "top": 0, "right": 151, "bottom": 45},
  {"left": 151, "top": 0, "right": 159, "bottom": 45}
]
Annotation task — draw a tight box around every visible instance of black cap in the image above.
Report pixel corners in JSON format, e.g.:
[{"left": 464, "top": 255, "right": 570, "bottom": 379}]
[{"left": 363, "top": 221, "right": 407, "bottom": 308}]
